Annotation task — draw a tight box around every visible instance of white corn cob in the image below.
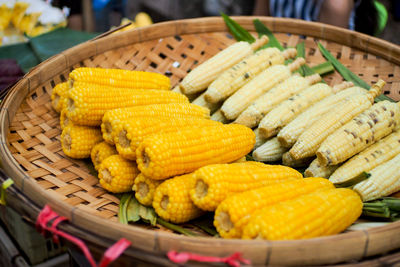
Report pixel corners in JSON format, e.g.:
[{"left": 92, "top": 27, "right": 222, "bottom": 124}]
[
  {"left": 210, "top": 109, "right": 230, "bottom": 123},
  {"left": 234, "top": 73, "right": 321, "bottom": 128},
  {"left": 252, "top": 137, "right": 288, "bottom": 162},
  {"left": 329, "top": 130, "right": 400, "bottom": 183},
  {"left": 353, "top": 153, "right": 400, "bottom": 202},
  {"left": 317, "top": 100, "right": 400, "bottom": 166},
  {"left": 204, "top": 47, "right": 297, "bottom": 104},
  {"left": 191, "top": 92, "right": 221, "bottom": 114},
  {"left": 277, "top": 81, "right": 356, "bottom": 148},
  {"left": 282, "top": 152, "right": 313, "bottom": 168},
  {"left": 180, "top": 36, "right": 269, "bottom": 95},
  {"left": 254, "top": 128, "right": 268, "bottom": 149},
  {"left": 304, "top": 158, "right": 340, "bottom": 178},
  {"left": 221, "top": 57, "right": 306, "bottom": 120}
]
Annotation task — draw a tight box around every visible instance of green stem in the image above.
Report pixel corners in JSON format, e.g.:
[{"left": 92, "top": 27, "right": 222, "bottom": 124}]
[
  {"left": 156, "top": 218, "right": 198, "bottom": 237},
  {"left": 311, "top": 61, "right": 335, "bottom": 76},
  {"left": 118, "top": 193, "right": 132, "bottom": 224},
  {"left": 335, "top": 172, "right": 370, "bottom": 188},
  {"left": 221, "top": 13, "right": 255, "bottom": 43}
]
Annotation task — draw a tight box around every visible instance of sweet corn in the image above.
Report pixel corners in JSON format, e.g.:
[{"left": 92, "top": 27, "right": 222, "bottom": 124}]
[
  {"left": 304, "top": 158, "right": 339, "bottom": 178},
  {"left": 132, "top": 174, "right": 162, "bottom": 206},
  {"left": 136, "top": 124, "right": 255, "bottom": 180},
  {"left": 51, "top": 82, "right": 69, "bottom": 113},
  {"left": 90, "top": 141, "right": 118, "bottom": 170},
  {"left": 59, "top": 108, "right": 70, "bottom": 130},
  {"left": 61, "top": 124, "right": 103, "bottom": 159},
  {"left": 252, "top": 137, "right": 288, "bottom": 162},
  {"left": 190, "top": 162, "right": 302, "bottom": 211},
  {"left": 214, "top": 177, "right": 334, "bottom": 238}
]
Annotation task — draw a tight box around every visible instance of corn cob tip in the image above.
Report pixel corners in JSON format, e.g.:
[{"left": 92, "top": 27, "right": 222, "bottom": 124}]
[
  {"left": 305, "top": 74, "right": 322, "bottom": 84},
  {"left": 282, "top": 48, "right": 297, "bottom": 59},
  {"left": 250, "top": 35, "right": 269, "bottom": 50},
  {"left": 367, "top": 79, "right": 386, "bottom": 100},
  {"left": 288, "top": 57, "right": 306, "bottom": 72},
  {"left": 332, "top": 81, "right": 354, "bottom": 93}
]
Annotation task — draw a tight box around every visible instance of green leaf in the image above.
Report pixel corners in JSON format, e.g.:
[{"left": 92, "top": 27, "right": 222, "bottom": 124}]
[
  {"left": 335, "top": 172, "right": 370, "bottom": 188},
  {"left": 253, "top": 19, "right": 284, "bottom": 51},
  {"left": 311, "top": 61, "right": 334, "bottom": 76},
  {"left": 118, "top": 193, "right": 132, "bottom": 224},
  {"left": 317, "top": 42, "right": 394, "bottom": 102},
  {"left": 156, "top": 218, "right": 198, "bottom": 236},
  {"left": 126, "top": 197, "right": 141, "bottom": 222},
  {"left": 138, "top": 203, "right": 157, "bottom": 226},
  {"left": 221, "top": 13, "right": 255, "bottom": 43},
  {"left": 0, "top": 42, "right": 40, "bottom": 73}
]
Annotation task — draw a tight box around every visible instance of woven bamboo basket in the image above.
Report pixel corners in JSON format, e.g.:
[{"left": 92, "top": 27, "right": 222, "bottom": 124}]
[{"left": 1, "top": 16, "right": 400, "bottom": 266}]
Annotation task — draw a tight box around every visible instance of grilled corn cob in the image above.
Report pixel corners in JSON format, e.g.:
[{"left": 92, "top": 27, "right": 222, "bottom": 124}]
[
  {"left": 258, "top": 82, "right": 337, "bottom": 138},
  {"left": 214, "top": 177, "right": 334, "bottom": 238},
  {"left": 191, "top": 92, "right": 221, "bottom": 114},
  {"left": 190, "top": 162, "right": 302, "bottom": 211},
  {"left": 352, "top": 153, "right": 400, "bottom": 201},
  {"left": 289, "top": 80, "right": 384, "bottom": 160},
  {"left": 98, "top": 154, "right": 139, "bottom": 193},
  {"left": 132, "top": 174, "right": 162, "bottom": 206},
  {"left": 69, "top": 67, "right": 170, "bottom": 90},
  {"left": 221, "top": 57, "right": 305, "bottom": 120},
  {"left": 51, "top": 82, "right": 69, "bottom": 113},
  {"left": 252, "top": 137, "right": 288, "bottom": 162},
  {"left": 152, "top": 173, "right": 204, "bottom": 223},
  {"left": 115, "top": 117, "right": 220, "bottom": 160},
  {"left": 204, "top": 47, "right": 297, "bottom": 104},
  {"left": 210, "top": 109, "right": 230, "bottom": 123},
  {"left": 317, "top": 100, "right": 400, "bottom": 166},
  {"left": 329, "top": 130, "right": 400, "bottom": 183},
  {"left": 282, "top": 152, "right": 313, "bottom": 168},
  {"left": 234, "top": 74, "right": 321, "bottom": 128},
  {"left": 277, "top": 81, "right": 356, "bottom": 148},
  {"left": 61, "top": 124, "right": 103, "bottom": 159},
  {"left": 66, "top": 83, "right": 188, "bottom": 126},
  {"left": 101, "top": 103, "right": 210, "bottom": 144},
  {"left": 242, "top": 188, "right": 362, "bottom": 240},
  {"left": 180, "top": 36, "right": 269, "bottom": 94},
  {"left": 304, "top": 158, "right": 339, "bottom": 178},
  {"left": 90, "top": 141, "right": 118, "bottom": 170},
  {"left": 136, "top": 124, "right": 255, "bottom": 180}
]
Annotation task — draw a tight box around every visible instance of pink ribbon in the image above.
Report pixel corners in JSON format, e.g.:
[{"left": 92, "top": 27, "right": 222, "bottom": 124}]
[
  {"left": 167, "top": 250, "right": 251, "bottom": 267},
  {"left": 36, "top": 205, "right": 131, "bottom": 267}
]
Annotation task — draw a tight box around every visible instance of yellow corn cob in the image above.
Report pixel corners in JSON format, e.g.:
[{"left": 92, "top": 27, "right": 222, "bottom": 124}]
[
  {"left": 190, "top": 162, "right": 302, "bottom": 211},
  {"left": 51, "top": 82, "right": 69, "bottom": 113},
  {"left": 304, "top": 158, "right": 339, "bottom": 178},
  {"left": 282, "top": 152, "right": 313, "bottom": 168},
  {"left": 0, "top": 2, "right": 14, "bottom": 31},
  {"left": 90, "top": 141, "right": 118, "bottom": 171},
  {"left": 191, "top": 92, "right": 221, "bottom": 114},
  {"left": 152, "top": 173, "right": 204, "bottom": 223},
  {"left": 61, "top": 124, "right": 103, "bottom": 159},
  {"left": 98, "top": 154, "right": 139, "bottom": 193},
  {"left": 65, "top": 83, "right": 188, "bottom": 126},
  {"left": 11, "top": 1, "right": 29, "bottom": 28},
  {"left": 289, "top": 80, "right": 384, "bottom": 160},
  {"left": 210, "top": 109, "right": 230, "bottom": 123},
  {"left": 59, "top": 108, "right": 70, "bottom": 130},
  {"left": 69, "top": 67, "right": 170, "bottom": 90},
  {"left": 136, "top": 124, "right": 255, "bottom": 180},
  {"left": 234, "top": 74, "right": 321, "bottom": 128},
  {"left": 329, "top": 130, "right": 400, "bottom": 183},
  {"left": 253, "top": 128, "right": 268, "bottom": 149},
  {"left": 277, "top": 82, "right": 357, "bottom": 148},
  {"left": 135, "top": 12, "right": 152, "bottom": 27},
  {"left": 352, "top": 153, "right": 400, "bottom": 201},
  {"left": 317, "top": 100, "right": 400, "bottom": 166},
  {"left": 221, "top": 57, "right": 306, "bottom": 120},
  {"left": 214, "top": 177, "right": 334, "bottom": 238},
  {"left": 252, "top": 137, "right": 288, "bottom": 162},
  {"left": 180, "top": 36, "right": 269, "bottom": 95},
  {"left": 204, "top": 47, "right": 297, "bottom": 104},
  {"left": 132, "top": 174, "right": 162, "bottom": 206},
  {"left": 101, "top": 103, "right": 210, "bottom": 144},
  {"left": 115, "top": 117, "right": 221, "bottom": 160},
  {"left": 242, "top": 188, "right": 362, "bottom": 240},
  {"left": 258, "top": 82, "right": 336, "bottom": 138}
]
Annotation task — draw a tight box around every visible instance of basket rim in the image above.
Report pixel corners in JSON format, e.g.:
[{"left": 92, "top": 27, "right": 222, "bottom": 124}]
[{"left": 1, "top": 16, "right": 400, "bottom": 266}]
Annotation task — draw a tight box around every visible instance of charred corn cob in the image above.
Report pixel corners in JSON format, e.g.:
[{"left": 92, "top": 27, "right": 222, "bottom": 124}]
[
  {"left": 221, "top": 57, "right": 305, "bottom": 120},
  {"left": 61, "top": 124, "right": 103, "bottom": 159},
  {"left": 235, "top": 74, "right": 321, "bottom": 128},
  {"left": 329, "top": 130, "right": 400, "bottom": 183},
  {"left": 252, "top": 137, "right": 288, "bottom": 162},
  {"left": 90, "top": 141, "right": 118, "bottom": 170},
  {"left": 210, "top": 109, "right": 230, "bottom": 123},
  {"left": 98, "top": 154, "right": 139, "bottom": 193},
  {"left": 136, "top": 124, "right": 255, "bottom": 180},
  {"left": 190, "top": 162, "right": 302, "bottom": 211},
  {"left": 254, "top": 128, "right": 268, "bottom": 149},
  {"left": 214, "top": 177, "right": 334, "bottom": 238},
  {"left": 69, "top": 67, "right": 170, "bottom": 90},
  {"left": 115, "top": 117, "right": 220, "bottom": 160},
  {"left": 277, "top": 82, "right": 356, "bottom": 148},
  {"left": 317, "top": 100, "right": 400, "bottom": 166},
  {"left": 204, "top": 47, "right": 297, "bottom": 104},
  {"left": 258, "top": 82, "right": 336, "bottom": 138},
  {"left": 289, "top": 80, "right": 384, "bottom": 160},
  {"left": 51, "top": 82, "right": 69, "bottom": 113},
  {"left": 132, "top": 174, "right": 162, "bottom": 206},
  {"left": 304, "top": 158, "right": 339, "bottom": 178},
  {"left": 191, "top": 92, "right": 221, "bottom": 114},
  {"left": 152, "top": 173, "right": 204, "bottom": 223},
  {"left": 180, "top": 36, "right": 269, "bottom": 94},
  {"left": 66, "top": 83, "right": 188, "bottom": 126},
  {"left": 353, "top": 153, "right": 400, "bottom": 201},
  {"left": 101, "top": 103, "right": 210, "bottom": 144},
  {"left": 242, "top": 188, "right": 362, "bottom": 240},
  {"left": 282, "top": 152, "right": 313, "bottom": 168}
]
